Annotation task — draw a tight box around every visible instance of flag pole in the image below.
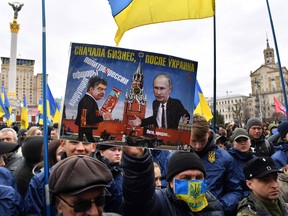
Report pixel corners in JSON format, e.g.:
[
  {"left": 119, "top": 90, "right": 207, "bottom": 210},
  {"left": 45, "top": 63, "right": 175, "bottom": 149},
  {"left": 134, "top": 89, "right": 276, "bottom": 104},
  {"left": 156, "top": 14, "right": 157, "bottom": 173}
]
[
  {"left": 266, "top": 0, "right": 288, "bottom": 116},
  {"left": 41, "top": 0, "right": 50, "bottom": 215},
  {"left": 212, "top": 14, "right": 217, "bottom": 131}
]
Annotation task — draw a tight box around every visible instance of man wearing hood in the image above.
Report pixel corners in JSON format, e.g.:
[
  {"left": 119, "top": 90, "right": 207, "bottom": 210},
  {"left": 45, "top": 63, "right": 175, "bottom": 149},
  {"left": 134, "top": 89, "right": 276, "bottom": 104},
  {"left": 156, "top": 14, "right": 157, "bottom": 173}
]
[
  {"left": 189, "top": 114, "right": 242, "bottom": 215},
  {"left": 0, "top": 141, "right": 23, "bottom": 215},
  {"left": 13, "top": 136, "right": 43, "bottom": 198},
  {"left": 271, "top": 121, "right": 288, "bottom": 169}
]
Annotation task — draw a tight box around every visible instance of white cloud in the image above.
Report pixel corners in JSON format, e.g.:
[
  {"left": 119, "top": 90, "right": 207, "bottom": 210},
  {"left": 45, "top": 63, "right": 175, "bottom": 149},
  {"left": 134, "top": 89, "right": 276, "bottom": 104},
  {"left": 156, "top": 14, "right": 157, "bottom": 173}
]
[{"left": 1, "top": 0, "right": 287, "bottom": 100}]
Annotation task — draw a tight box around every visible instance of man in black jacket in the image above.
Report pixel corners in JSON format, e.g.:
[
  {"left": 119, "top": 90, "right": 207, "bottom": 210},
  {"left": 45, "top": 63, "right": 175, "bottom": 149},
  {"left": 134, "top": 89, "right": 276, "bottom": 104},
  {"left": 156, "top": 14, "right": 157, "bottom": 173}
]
[
  {"left": 122, "top": 147, "right": 224, "bottom": 216},
  {"left": 246, "top": 117, "right": 274, "bottom": 157},
  {"left": 75, "top": 76, "right": 111, "bottom": 142},
  {"left": 237, "top": 157, "right": 288, "bottom": 215},
  {"left": 129, "top": 74, "right": 190, "bottom": 130}
]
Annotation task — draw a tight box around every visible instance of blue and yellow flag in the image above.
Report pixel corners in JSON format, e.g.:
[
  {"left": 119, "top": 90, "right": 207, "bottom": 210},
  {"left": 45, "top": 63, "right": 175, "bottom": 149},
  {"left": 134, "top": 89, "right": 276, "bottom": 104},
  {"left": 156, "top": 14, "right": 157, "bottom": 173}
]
[
  {"left": 37, "top": 99, "right": 44, "bottom": 125},
  {"left": 1, "top": 86, "right": 12, "bottom": 126},
  {"left": 174, "top": 179, "right": 208, "bottom": 212},
  {"left": 0, "top": 97, "right": 7, "bottom": 117},
  {"left": 47, "top": 84, "right": 61, "bottom": 123},
  {"left": 108, "top": 0, "right": 215, "bottom": 45},
  {"left": 20, "top": 95, "right": 29, "bottom": 129},
  {"left": 194, "top": 81, "right": 213, "bottom": 121},
  {"left": 38, "top": 85, "right": 61, "bottom": 124}
]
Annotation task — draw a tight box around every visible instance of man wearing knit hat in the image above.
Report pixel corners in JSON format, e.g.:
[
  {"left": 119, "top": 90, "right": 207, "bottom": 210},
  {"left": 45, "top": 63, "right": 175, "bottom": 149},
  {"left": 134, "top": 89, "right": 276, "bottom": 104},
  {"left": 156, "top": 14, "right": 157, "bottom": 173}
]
[
  {"left": 237, "top": 157, "right": 288, "bottom": 215},
  {"left": 122, "top": 147, "right": 224, "bottom": 216},
  {"left": 246, "top": 117, "right": 274, "bottom": 157},
  {"left": 271, "top": 121, "right": 288, "bottom": 169},
  {"left": 94, "top": 144, "right": 123, "bottom": 214}
]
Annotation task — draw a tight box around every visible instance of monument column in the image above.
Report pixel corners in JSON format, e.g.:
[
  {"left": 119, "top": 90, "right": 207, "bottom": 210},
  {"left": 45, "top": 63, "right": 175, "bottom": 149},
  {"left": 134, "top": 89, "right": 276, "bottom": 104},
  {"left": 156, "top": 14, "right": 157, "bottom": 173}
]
[{"left": 8, "top": 2, "right": 24, "bottom": 106}]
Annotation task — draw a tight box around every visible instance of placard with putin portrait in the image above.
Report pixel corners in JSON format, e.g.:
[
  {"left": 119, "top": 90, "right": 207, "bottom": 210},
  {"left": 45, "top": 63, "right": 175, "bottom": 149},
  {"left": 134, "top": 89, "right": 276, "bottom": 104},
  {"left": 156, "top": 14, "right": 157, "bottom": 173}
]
[{"left": 61, "top": 43, "right": 197, "bottom": 149}]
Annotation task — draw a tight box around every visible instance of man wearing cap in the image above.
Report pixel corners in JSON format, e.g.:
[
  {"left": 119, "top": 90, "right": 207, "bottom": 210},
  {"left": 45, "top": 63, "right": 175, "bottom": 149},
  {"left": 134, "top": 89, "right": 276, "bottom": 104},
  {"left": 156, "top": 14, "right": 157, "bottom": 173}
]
[
  {"left": 18, "top": 128, "right": 27, "bottom": 145},
  {"left": 246, "top": 117, "right": 274, "bottom": 157},
  {"left": 95, "top": 144, "right": 123, "bottom": 214},
  {"left": 122, "top": 147, "right": 224, "bottom": 216},
  {"left": 268, "top": 123, "right": 278, "bottom": 137},
  {"left": 271, "top": 121, "right": 288, "bottom": 169},
  {"left": 24, "top": 139, "right": 96, "bottom": 215},
  {"left": 228, "top": 128, "right": 255, "bottom": 197},
  {"left": 237, "top": 157, "right": 288, "bottom": 216},
  {"left": 49, "top": 155, "right": 114, "bottom": 216},
  {"left": 189, "top": 114, "right": 242, "bottom": 215},
  {"left": 215, "top": 134, "right": 228, "bottom": 150},
  {"left": 14, "top": 136, "right": 44, "bottom": 198},
  {"left": 0, "top": 128, "right": 23, "bottom": 172}
]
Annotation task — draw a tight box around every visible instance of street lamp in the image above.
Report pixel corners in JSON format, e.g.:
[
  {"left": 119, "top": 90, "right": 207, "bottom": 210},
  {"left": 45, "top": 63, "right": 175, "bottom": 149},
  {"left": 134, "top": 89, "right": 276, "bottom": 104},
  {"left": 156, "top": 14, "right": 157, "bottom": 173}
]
[{"left": 255, "top": 79, "right": 263, "bottom": 121}]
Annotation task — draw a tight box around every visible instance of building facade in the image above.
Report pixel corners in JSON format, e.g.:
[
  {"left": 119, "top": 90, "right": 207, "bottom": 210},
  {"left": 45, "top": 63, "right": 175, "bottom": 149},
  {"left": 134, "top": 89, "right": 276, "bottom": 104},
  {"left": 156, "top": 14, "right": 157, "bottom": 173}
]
[
  {"left": 0, "top": 57, "right": 47, "bottom": 106},
  {"left": 208, "top": 39, "right": 288, "bottom": 125},
  {"left": 208, "top": 94, "right": 250, "bottom": 126},
  {"left": 250, "top": 39, "right": 288, "bottom": 122}
]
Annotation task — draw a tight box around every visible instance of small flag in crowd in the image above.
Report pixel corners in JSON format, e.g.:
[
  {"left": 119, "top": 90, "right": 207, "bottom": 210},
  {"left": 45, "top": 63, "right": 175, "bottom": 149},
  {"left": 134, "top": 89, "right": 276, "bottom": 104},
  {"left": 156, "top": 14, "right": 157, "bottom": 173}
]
[
  {"left": 274, "top": 96, "right": 287, "bottom": 116},
  {"left": 194, "top": 81, "right": 213, "bottom": 121},
  {"left": 20, "top": 95, "right": 29, "bottom": 129},
  {"left": 38, "top": 85, "right": 61, "bottom": 125},
  {"left": 1, "top": 86, "right": 12, "bottom": 126}
]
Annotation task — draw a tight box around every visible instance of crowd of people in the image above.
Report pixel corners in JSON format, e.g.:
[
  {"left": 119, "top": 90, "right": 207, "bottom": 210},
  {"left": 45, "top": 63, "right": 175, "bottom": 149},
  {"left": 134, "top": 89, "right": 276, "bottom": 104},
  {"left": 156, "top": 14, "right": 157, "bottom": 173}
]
[{"left": 0, "top": 115, "right": 288, "bottom": 215}]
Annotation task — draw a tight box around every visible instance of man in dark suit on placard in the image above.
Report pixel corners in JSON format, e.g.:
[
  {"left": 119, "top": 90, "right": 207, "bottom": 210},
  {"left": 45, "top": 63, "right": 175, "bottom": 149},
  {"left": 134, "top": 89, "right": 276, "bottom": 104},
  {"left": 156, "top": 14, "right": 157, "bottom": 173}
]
[
  {"left": 129, "top": 74, "right": 190, "bottom": 130},
  {"left": 75, "top": 76, "right": 111, "bottom": 142}
]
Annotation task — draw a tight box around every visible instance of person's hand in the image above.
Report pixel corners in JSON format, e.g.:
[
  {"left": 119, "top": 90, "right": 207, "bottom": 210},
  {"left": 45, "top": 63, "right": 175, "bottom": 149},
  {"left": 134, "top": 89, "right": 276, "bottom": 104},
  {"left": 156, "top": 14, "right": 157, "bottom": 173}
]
[
  {"left": 128, "top": 115, "right": 142, "bottom": 127},
  {"left": 102, "top": 112, "right": 112, "bottom": 120},
  {"left": 182, "top": 114, "right": 189, "bottom": 124},
  {"left": 123, "top": 146, "right": 144, "bottom": 157}
]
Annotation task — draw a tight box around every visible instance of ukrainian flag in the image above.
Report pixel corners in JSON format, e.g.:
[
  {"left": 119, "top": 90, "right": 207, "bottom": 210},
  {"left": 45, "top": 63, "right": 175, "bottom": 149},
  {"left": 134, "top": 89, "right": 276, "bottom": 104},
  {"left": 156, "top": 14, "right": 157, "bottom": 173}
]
[
  {"left": 20, "top": 95, "right": 29, "bottom": 129},
  {"left": 37, "top": 104, "right": 52, "bottom": 125},
  {"left": 0, "top": 98, "right": 7, "bottom": 117},
  {"left": 1, "top": 86, "right": 12, "bottom": 126},
  {"left": 47, "top": 84, "right": 61, "bottom": 123},
  {"left": 38, "top": 85, "right": 61, "bottom": 125},
  {"left": 194, "top": 81, "right": 213, "bottom": 121},
  {"left": 174, "top": 179, "right": 208, "bottom": 212},
  {"left": 108, "top": 0, "right": 215, "bottom": 45}
]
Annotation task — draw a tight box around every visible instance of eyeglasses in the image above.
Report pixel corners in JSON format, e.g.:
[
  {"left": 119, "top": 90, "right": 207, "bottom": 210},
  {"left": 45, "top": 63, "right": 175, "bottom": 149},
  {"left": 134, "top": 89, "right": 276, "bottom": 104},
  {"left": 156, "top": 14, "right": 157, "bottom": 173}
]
[
  {"left": 56, "top": 189, "right": 110, "bottom": 213},
  {"left": 57, "top": 195, "right": 105, "bottom": 212}
]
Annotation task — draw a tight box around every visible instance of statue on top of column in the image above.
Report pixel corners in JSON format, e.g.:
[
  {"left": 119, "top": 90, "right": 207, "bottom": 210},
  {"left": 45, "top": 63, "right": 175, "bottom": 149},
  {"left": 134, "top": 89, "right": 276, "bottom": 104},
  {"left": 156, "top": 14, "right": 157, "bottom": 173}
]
[{"left": 9, "top": 2, "right": 24, "bottom": 20}]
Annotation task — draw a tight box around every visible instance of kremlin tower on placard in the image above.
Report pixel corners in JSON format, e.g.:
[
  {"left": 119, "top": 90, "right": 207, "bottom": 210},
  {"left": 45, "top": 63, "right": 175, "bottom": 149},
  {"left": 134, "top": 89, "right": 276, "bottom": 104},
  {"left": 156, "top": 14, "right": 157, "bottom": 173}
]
[{"left": 122, "top": 53, "right": 148, "bottom": 134}]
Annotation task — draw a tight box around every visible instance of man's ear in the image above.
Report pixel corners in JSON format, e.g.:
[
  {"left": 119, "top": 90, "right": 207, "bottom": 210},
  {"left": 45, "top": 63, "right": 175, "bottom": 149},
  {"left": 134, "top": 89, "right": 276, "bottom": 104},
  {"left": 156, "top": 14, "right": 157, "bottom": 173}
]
[
  {"left": 169, "top": 180, "right": 174, "bottom": 190},
  {"left": 88, "top": 86, "right": 93, "bottom": 93},
  {"left": 246, "top": 180, "right": 252, "bottom": 190},
  {"left": 91, "top": 143, "right": 96, "bottom": 152},
  {"left": 60, "top": 139, "right": 66, "bottom": 148},
  {"left": 208, "top": 130, "right": 212, "bottom": 137},
  {"left": 53, "top": 196, "right": 63, "bottom": 214}
]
